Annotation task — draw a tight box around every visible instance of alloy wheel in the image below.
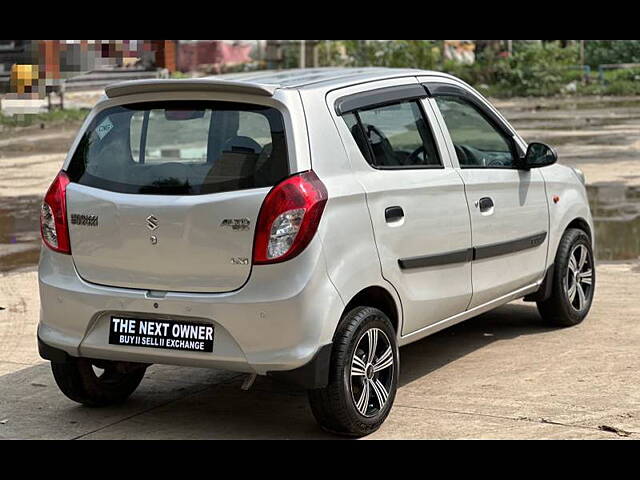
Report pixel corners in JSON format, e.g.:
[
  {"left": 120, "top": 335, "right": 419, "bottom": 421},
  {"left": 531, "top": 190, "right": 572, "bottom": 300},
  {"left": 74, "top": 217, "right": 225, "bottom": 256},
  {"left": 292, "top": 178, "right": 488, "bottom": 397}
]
[
  {"left": 565, "top": 244, "right": 593, "bottom": 311},
  {"left": 350, "top": 327, "right": 394, "bottom": 418}
]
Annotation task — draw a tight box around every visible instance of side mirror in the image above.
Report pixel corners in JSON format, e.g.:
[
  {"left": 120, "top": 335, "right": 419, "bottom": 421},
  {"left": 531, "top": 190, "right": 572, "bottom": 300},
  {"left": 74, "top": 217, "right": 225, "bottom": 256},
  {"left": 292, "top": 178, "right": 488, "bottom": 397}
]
[{"left": 521, "top": 142, "right": 557, "bottom": 169}]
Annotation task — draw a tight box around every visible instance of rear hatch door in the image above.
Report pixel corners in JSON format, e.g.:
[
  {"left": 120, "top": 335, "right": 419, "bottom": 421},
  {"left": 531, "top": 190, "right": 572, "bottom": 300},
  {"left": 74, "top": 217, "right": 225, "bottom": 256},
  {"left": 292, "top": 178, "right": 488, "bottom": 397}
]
[{"left": 65, "top": 99, "right": 290, "bottom": 293}]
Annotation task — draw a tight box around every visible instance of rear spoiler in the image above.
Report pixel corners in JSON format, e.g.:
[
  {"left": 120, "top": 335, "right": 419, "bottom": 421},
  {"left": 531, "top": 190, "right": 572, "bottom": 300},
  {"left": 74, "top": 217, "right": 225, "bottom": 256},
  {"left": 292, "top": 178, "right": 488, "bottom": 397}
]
[{"left": 105, "top": 78, "right": 277, "bottom": 99}]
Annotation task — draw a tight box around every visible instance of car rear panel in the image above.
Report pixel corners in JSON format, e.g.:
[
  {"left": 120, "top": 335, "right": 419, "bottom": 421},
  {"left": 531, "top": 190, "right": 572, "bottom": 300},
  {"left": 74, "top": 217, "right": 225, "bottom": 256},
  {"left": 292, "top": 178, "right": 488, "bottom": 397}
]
[{"left": 67, "top": 183, "right": 267, "bottom": 292}]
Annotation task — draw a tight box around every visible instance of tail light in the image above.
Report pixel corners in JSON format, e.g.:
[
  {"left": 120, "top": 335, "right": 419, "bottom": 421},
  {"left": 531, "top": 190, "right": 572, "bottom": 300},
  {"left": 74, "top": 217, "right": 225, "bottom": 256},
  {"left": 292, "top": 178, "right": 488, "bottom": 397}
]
[
  {"left": 40, "top": 171, "right": 71, "bottom": 254},
  {"left": 253, "top": 171, "right": 328, "bottom": 265}
]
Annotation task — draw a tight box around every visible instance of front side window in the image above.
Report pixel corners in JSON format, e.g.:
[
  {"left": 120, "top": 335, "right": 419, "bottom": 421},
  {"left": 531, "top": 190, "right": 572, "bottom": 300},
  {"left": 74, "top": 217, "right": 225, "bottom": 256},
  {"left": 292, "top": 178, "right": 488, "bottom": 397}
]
[
  {"left": 435, "top": 95, "right": 515, "bottom": 168},
  {"left": 67, "top": 101, "right": 289, "bottom": 195},
  {"left": 343, "top": 100, "right": 442, "bottom": 168}
]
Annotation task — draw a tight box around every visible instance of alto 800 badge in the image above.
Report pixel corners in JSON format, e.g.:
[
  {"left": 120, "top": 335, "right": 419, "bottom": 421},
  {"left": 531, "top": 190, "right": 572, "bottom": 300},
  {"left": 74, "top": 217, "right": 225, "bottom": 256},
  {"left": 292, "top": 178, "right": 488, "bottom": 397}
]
[{"left": 70, "top": 213, "right": 99, "bottom": 227}]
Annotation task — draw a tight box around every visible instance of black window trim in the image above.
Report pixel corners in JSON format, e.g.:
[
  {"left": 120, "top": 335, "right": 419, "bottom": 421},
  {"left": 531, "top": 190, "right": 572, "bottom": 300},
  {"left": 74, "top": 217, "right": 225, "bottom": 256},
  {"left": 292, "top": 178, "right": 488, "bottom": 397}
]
[
  {"left": 334, "top": 84, "right": 428, "bottom": 116},
  {"left": 346, "top": 99, "right": 445, "bottom": 171},
  {"left": 425, "top": 82, "right": 525, "bottom": 170},
  {"left": 138, "top": 110, "right": 150, "bottom": 165}
]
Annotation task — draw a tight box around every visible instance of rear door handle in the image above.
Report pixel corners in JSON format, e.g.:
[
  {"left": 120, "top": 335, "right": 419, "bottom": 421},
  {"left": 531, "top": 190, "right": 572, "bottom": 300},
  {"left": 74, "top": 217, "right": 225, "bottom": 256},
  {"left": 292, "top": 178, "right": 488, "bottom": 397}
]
[
  {"left": 476, "top": 197, "right": 494, "bottom": 214},
  {"left": 385, "top": 206, "right": 404, "bottom": 223}
]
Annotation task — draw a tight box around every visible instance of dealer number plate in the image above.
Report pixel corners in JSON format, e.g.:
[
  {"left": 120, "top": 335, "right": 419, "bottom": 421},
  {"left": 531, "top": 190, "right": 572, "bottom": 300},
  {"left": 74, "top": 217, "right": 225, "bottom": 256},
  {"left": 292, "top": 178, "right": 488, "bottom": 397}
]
[{"left": 109, "top": 316, "right": 214, "bottom": 353}]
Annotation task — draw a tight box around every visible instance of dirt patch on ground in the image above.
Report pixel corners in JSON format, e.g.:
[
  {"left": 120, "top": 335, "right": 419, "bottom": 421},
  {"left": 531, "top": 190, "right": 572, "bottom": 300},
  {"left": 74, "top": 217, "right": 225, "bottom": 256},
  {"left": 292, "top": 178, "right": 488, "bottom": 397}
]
[{"left": 0, "top": 132, "right": 77, "bottom": 157}]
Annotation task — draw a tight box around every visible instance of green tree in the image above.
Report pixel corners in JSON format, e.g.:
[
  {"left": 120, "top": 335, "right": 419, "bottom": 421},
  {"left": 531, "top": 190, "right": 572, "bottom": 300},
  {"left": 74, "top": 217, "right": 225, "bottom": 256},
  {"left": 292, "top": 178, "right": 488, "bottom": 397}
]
[
  {"left": 341, "top": 40, "right": 440, "bottom": 70},
  {"left": 584, "top": 40, "right": 640, "bottom": 67}
]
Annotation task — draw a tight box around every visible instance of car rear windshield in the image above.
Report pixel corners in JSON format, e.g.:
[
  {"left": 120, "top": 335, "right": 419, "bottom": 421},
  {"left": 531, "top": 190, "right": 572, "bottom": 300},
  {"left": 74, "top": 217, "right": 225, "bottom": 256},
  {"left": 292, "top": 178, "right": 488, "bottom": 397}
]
[{"left": 66, "top": 101, "right": 289, "bottom": 195}]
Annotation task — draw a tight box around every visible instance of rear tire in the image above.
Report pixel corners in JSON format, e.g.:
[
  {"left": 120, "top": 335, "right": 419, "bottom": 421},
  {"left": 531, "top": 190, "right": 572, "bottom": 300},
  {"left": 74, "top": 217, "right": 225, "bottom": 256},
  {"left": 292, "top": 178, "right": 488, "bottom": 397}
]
[
  {"left": 537, "top": 228, "right": 595, "bottom": 327},
  {"left": 308, "top": 306, "right": 399, "bottom": 437},
  {"left": 51, "top": 357, "right": 147, "bottom": 407}
]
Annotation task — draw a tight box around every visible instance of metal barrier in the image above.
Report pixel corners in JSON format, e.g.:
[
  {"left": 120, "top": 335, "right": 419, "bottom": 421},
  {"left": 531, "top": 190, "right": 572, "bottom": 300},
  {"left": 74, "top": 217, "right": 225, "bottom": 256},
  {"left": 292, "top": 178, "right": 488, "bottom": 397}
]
[{"left": 598, "top": 63, "right": 640, "bottom": 84}]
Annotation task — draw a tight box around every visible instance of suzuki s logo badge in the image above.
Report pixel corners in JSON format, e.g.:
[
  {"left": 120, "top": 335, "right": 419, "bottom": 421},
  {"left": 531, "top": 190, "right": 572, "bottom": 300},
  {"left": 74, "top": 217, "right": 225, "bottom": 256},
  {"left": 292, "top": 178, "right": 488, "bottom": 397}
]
[{"left": 146, "top": 215, "right": 159, "bottom": 231}]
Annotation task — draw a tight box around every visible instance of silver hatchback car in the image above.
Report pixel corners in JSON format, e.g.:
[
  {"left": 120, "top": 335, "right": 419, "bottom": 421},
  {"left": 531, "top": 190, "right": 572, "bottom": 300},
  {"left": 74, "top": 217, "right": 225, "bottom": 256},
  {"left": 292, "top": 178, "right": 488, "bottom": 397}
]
[{"left": 37, "top": 68, "right": 595, "bottom": 436}]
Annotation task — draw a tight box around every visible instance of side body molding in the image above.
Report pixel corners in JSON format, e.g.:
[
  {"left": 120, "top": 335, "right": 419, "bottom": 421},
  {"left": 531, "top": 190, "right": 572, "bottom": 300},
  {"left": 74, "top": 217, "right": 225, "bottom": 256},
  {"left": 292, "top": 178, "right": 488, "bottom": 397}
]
[{"left": 398, "top": 232, "right": 548, "bottom": 270}]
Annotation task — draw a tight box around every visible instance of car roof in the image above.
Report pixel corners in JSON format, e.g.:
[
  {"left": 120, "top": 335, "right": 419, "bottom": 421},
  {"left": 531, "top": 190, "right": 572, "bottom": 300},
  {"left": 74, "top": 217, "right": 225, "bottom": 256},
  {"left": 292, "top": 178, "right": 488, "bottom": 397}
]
[
  {"left": 105, "top": 67, "right": 458, "bottom": 99},
  {"left": 215, "top": 67, "right": 435, "bottom": 89}
]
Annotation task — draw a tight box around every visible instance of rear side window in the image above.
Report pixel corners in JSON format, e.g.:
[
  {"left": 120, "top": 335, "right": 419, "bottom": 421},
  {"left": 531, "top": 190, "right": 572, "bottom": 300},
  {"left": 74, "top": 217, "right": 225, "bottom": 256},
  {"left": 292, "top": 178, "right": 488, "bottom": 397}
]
[
  {"left": 342, "top": 100, "right": 441, "bottom": 169},
  {"left": 67, "top": 101, "right": 289, "bottom": 195}
]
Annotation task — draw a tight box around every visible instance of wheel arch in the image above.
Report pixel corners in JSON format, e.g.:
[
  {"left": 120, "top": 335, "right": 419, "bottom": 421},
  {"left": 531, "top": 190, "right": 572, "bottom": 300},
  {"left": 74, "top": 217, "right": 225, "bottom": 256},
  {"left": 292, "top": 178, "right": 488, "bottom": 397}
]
[
  {"left": 548, "top": 214, "right": 594, "bottom": 269},
  {"left": 566, "top": 217, "right": 592, "bottom": 243},
  {"left": 551, "top": 215, "right": 594, "bottom": 262},
  {"left": 526, "top": 215, "right": 594, "bottom": 304},
  {"left": 341, "top": 286, "right": 401, "bottom": 335}
]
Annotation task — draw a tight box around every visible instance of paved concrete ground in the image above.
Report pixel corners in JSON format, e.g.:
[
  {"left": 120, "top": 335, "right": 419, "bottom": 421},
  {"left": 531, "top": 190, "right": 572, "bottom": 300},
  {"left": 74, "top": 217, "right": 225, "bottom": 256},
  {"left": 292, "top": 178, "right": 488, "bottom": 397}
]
[
  {"left": 1, "top": 261, "right": 638, "bottom": 439},
  {"left": 1, "top": 94, "right": 639, "bottom": 439}
]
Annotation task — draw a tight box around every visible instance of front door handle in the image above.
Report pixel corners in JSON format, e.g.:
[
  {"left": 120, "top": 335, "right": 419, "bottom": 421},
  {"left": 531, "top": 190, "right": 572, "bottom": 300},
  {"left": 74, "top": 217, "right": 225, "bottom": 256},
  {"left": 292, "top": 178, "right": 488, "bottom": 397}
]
[
  {"left": 476, "top": 197, "right": 494, "bottom": 215},
  {"left": 385, "top": 206, "right": 404, "bottom": 223}
]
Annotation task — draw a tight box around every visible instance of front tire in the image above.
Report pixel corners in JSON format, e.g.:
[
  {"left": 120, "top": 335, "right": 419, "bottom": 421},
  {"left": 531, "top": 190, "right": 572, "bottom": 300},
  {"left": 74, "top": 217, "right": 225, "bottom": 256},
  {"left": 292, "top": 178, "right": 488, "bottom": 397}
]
[
  {"left": 51, "top": 357, "right": 147, "bottom": 407},
  {"left": 308, "top": 306, "right": 399, "bottom": 437},
  {"left": 537, "top": 228, "right": 595, "bottom": 327}
]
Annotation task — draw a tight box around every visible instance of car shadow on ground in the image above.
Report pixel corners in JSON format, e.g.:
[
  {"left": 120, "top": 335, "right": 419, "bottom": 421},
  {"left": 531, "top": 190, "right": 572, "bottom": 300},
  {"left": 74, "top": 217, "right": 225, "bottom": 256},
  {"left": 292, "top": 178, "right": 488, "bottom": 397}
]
[
  {"left": 398, "top": 302, "right": 554, "bottom": 388},
  {"left": 0, "top": 302, "right": 554, "bottom": 439}
]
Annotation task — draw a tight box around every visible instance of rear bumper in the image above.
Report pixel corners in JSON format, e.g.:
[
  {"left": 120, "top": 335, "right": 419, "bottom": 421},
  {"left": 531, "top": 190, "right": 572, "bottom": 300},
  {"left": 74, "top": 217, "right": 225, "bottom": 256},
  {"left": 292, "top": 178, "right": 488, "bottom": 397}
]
[
  {"left": 37, "top": 237, "right": 343, "bottom": 382},
  {"left": 38, "top": 333, "right": 333, "bottom": 389},
  {"left": 38, "top": 335, "right": 70, "bottom": 363}
]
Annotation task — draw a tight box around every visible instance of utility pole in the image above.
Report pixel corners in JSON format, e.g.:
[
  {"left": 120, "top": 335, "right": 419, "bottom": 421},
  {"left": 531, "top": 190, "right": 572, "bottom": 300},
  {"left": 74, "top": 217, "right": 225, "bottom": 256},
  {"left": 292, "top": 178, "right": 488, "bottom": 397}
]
[
  {"left": 580, "top": 39, "right": 586, "bottom": 83},
  {"left": 300, "top": 40, "right": 306, "bottom": 69}
]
